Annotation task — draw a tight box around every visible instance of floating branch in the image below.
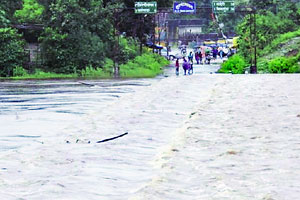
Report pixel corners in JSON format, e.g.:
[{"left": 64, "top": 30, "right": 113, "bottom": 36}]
[
  {"left": 96, "top": 132, "right": 129, "bottom": 143},
  {"left": 78, "top": 81, "right": 95, "bottom": 87}
]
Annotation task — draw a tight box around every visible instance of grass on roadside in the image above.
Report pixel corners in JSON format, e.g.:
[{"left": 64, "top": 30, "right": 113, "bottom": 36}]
[
  {"left": 2, "top": 53, "right": 170, "bottom": 80},
  {"left": 120, "top": 53, "right": 170, "bottom": 78}
]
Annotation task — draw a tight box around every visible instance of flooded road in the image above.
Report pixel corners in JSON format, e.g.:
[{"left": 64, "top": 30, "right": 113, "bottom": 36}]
[{"left": 0, "top": 63, "right": 300, "bottom": 199}]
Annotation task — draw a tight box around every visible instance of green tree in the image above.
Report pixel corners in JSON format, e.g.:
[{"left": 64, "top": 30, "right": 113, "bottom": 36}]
[
  {"left": 15, "top": 0, "right": 44, "bottom": 23},
  {"left": 37, "top": 0, "right": 113, "bottom": 73},
  {"left": 0, "top": 8, "right": 10, "bottom": 27},
  {"left": 0, "top": 1, "right": 23, "bottom": 24},
  {"left": 0, "top": 2, "right": 28, "bottom": 77},
  {"left": 37, "top": 0, "right": 173, "bottom": 73},
  {"left": 249, "top": 0, "right": 275, "bottom": 12},
  {"left": 0, "top": 28, "right": 27, "bottom": 76},
  {"left": 237, "top": 11, "right": 297, "bottom": 63},
  {"left": 106, "top": 0, "right": 173, "bottom": 39}
]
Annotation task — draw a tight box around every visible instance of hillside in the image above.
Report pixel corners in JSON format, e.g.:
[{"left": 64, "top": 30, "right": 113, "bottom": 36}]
[
  {"left": 257, "top": 30, "right": 300, "bottom": 73},
  {"left": 263, "top": 37, "right": 300, "bottom": 60}
]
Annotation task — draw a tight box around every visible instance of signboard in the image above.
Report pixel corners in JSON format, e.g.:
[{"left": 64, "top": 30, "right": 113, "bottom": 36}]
[
  {"left": 135, "top": 2, "right": 157, "bottom": 14},
  {"left": 212, "top": 1, "right": 235, "bottom": 13},
  {"left": 173, "top": 2, "right": 196, "bottom": 13}
]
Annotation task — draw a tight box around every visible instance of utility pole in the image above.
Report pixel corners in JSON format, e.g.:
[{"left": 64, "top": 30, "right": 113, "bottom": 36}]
[
  {"left": 249, "top": 8, "right": 257, "bottom": 74},
  {"left": 113, "top": 8, "right": 122, "bottom": 78},
  {"left": 254, "top": 9, "right": 257, "bottom": 73},
  {"left": 152, "top": 14, "right": 156, "bottom": 53},
  {"left": 139, "top": 14, "right": 143, "bottom": 55},
  {"left": 166, "top": 20, "right": 169, "bottom": 57},
  {"left": 158, "top": 14, "right": 160, "bottom": 45}
]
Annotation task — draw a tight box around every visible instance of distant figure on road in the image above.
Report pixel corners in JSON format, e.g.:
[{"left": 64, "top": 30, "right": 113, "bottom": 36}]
[
  {"left": 188, "top": 59, "right": 193, "bottom": 75},
  {"left": 182, "top": 57, "right": 189, "bottom": 75},
  {"left": 199, "top": 50, "right": 203, "bottom": 64},
  {"left": 212, "top": 48, "right": 218, "bottom": 60},
  {"left": 181, "top": 48, "right": 187, "bottom": 56},
  {"left": 205, "top": 48, "right": 212, "bottom": 64},
  {"left": 223, "top": 47, "right": 229, "bottom": 57},
  {"left": 195, "top": 51, "right": 200, "bottom": 64},
  {"left": 201, "top": 47, "right": 206, "bottom": 64},
  {"left": 188, "top": 51, "right": 193, "bottom": 62},
  {"left": 227, "top": 48, "right": 236, "bottom": 58},
  {"left": 175, "top": 58, "right": 180, "bottom": 76},
  {"left": 218, "top": 46, "right": 224, "bottom": 59}
]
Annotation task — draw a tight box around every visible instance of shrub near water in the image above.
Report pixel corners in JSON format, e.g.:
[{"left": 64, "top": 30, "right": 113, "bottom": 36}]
[
  {"left": 81, "top": 65, "right": 111, "bottom": 78},
  {"left": 13, "top": 66, "right": 28, "bottom": 77},
  {"left": 11, "top": 68, "right": 77, "bottom": 80},
  {"left": 120, "top": 53, "right": 169, "bottom": 78},
  {"left": 268, "top": 57, "right": 300, "bottom": 73},
  {"left": 218, "top": 54, "right": 247, "bottom": 74}
]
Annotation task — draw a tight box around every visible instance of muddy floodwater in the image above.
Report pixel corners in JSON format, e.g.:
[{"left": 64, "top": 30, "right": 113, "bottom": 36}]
[{"left": 0, "top": 65, "right": 300, "bottom": 200}]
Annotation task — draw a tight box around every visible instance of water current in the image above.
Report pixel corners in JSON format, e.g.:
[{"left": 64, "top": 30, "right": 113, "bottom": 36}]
[{"left": 0, "top": 64, "right": 299, "bottom": 200}]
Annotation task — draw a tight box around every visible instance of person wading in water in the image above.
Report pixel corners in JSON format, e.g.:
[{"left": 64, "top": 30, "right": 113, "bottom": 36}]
[
  {"left": 182, "top": 57, "right": 189, "bottom": 75},
  {"left": 175, "top": 58, "right": 180, "bottom": 76}
]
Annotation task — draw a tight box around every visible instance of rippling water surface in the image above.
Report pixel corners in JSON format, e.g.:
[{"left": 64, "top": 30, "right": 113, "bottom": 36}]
[{"left": 0, "top": 66, "right": 299, "bottom": 199}]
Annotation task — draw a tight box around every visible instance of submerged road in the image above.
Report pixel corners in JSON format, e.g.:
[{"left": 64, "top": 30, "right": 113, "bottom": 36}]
[{"left": 0, "top": 61, "right": 300, "bottom": 199}]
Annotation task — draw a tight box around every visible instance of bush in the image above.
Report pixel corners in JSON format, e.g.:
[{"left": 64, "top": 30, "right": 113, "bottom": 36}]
[
  {"left": 119, "top": 53, "right": 169, "bottom": 78},
  {"left": 81, "top": 65, "right": 110, "bottom": 78},
  {"left": 268, "top": 57, "right": 300, "bottom": 73},
  {"left": 102, "top": 58, "right": 114, "bottom": 75},
  {"left": 218, "top": 54, "right": 247, "bottom": 74},
  {"left": 13, "top": 66, "right": 28, "bottom": 77},
  {"left": 257, "top": 58, "right": 269, "bottom": 73},
  {"left": 10, "top": 68, "right": 77, "bottom": 80},
  {"left": 117, "top": 37, "right": 139, "bottom": 64},
  {"left": 0, "top": 28, "right": 26, "bottom": 77},
  {"left": 14, "top": 0, "right": 44, "bottom": 23}
]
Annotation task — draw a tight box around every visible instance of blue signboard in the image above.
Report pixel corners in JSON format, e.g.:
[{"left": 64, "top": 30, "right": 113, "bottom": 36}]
[{"left": 173, "top": 2, "right": 196, "bottom": 13}]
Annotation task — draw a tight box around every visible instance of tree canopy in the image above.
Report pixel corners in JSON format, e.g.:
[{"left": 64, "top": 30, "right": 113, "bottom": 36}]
[{"left": 1, "top": 0, "right": 300, "bottom": 76}]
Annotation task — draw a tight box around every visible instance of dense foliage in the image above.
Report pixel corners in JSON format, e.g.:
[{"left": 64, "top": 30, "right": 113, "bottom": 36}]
[
  {"left": 0, "top": 2, "right": 27, "bottom": 77},
  {"left": 267, "top": 56, "right": 300, "bottom": 73},
  {"left": 218, "top": 54, "right": 247, "bottom": 74},
  {"left": 0, "top": 0, "right": 173, "bottom": 77},
  {"left": 2, "top": 0, "right": 300, "bottom": 76},
  {"left": 0, "top": 28, "right": 27, "bottom": 77},
  {"left": 36, "top": 0, "right": 171, "bottom": 75},
  {"left": 218, "top": 0, "right": 300, "bottom": 74},
  {"left": 14, "top": 0, "right": 44, "bottom": 23},
  {"left": 120, "top": 52, "right": 169, "bottom": 78},
  {"left": 262, "top": 29, "right": 300, "bottom": 56},
  {"left": 0, "top": 1, "right": 23, "bottom": 24}
]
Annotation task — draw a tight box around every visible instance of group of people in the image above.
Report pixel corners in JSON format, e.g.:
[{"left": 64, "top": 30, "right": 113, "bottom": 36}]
[
  {"left": 194, "top": 46, "right": 227, "bottom": 65},
  {"left": 174, "top": 46, "right": 236, "bottom": 75},
  {"left": 175, "top": 53, "right": 194, "bottom": 76}
]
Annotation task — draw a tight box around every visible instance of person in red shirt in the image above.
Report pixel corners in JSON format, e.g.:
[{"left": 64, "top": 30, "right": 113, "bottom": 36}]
[{"left": 175, "top": 58, "right": 180, "bottom": 76}]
